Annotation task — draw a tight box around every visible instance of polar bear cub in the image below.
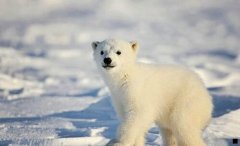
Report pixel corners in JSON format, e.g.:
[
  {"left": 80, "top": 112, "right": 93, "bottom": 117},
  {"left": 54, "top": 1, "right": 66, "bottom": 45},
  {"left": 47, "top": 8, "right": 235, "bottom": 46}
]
[{"left": 91, "top": 39, "right": 213, "bottom": 146}]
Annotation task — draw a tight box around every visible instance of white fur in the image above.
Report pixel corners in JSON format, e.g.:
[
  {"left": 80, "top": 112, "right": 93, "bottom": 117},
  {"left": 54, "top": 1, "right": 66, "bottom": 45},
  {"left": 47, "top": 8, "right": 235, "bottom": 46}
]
[{"left": 92, "top": 39, "right": 213, "bottom": 146}]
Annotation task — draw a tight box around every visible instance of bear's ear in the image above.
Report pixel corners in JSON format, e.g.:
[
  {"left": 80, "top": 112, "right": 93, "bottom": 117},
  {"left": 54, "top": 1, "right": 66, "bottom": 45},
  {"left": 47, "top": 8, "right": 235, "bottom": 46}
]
[
  {"left": 91, "top": 41, "right": 100, "bottom": 50},
  {"left": 130, "top": 41, "right": 139, "bottom": 52}
]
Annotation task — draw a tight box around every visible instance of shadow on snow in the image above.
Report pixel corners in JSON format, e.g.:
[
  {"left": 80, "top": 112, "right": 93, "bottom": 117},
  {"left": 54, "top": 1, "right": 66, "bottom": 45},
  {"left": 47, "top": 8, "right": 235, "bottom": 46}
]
[{"left": 49, "top": 97, "right": 119, "bottom": 139}]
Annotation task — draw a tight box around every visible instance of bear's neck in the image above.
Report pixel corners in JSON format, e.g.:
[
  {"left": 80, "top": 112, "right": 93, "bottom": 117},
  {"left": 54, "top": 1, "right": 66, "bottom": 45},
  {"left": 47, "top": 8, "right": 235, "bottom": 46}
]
[{"left": 102, "top": 65, "right": 135, "bottom": 89}]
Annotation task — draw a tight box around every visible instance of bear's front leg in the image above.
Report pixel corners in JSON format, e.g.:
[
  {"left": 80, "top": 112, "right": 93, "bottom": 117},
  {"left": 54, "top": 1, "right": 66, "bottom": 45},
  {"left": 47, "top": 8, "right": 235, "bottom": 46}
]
[{"left": 116, "top": 112, "right": 152, "bottom": 146}]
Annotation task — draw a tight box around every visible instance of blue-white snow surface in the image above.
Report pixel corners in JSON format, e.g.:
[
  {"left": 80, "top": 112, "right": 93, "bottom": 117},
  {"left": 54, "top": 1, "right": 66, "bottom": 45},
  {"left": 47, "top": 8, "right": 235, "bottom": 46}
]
[{"left": 0, "top": 0, "right": 240, "bottom": 146}]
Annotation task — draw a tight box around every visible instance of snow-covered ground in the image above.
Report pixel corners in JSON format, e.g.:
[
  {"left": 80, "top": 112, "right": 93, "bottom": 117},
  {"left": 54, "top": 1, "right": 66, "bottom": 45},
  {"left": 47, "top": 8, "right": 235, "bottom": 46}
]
[{"left": 0, "top": 0, "right": 240, "bottom": 145}]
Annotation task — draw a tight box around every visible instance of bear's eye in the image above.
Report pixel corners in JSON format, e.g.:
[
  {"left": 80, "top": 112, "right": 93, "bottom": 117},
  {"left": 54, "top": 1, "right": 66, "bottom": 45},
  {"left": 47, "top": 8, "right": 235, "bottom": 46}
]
[
  {"left": 100, "top": 51, "right": 104, "bottom": 55},
  {"left": 116, "top": 51, "right": 121, "bottom": 55}
]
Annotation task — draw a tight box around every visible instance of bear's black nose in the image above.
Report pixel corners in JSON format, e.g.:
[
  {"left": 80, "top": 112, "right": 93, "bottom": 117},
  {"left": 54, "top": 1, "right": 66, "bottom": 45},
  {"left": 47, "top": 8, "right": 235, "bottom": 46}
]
[{"left": 104, "top": 57, "right": 112, "bottom": 65}]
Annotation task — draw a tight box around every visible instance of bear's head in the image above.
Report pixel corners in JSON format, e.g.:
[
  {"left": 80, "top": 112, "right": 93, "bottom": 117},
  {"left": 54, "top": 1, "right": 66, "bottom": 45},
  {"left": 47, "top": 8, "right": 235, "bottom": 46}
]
[{"left": 92, "top": 39, "right": 139, "bottom": 73}]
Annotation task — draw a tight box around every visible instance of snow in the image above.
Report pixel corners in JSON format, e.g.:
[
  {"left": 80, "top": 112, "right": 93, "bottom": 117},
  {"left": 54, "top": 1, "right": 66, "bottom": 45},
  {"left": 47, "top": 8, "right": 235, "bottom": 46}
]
[
  {"left": 207, "top": 109, "right": 240, "bottom": 138},
  {"left": 0, "top": 0, "right": 240, "bottom": 145},
  {"left": 52, "top": 137, "right": 109, "bottom": 146}
]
